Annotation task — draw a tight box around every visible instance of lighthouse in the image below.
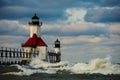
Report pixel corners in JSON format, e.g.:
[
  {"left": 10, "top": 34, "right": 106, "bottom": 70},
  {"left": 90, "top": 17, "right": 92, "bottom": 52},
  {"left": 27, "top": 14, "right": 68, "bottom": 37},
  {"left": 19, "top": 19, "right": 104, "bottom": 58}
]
[
  {"left": 47, "top": 39, "right": 61, "bottom": 63},
  {"left": 54, "top": 39, "right": 61, "bottom": 54},
  {"left": 22, "top": 14, "right": 47, "bottom": 61},
  {"left": 54, "top": 39, "right": 61, "bottom": 62}
]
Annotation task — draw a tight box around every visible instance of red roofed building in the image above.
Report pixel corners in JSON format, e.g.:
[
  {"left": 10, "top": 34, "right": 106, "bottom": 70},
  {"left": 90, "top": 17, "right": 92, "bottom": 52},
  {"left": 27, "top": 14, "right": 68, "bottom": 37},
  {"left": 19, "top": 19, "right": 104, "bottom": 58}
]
[
  {"left": 22, "top": 14, "right": 48, "bottom": 60},
  {"left": 22, "top": 14, "right": 61, "bottom": 63}
]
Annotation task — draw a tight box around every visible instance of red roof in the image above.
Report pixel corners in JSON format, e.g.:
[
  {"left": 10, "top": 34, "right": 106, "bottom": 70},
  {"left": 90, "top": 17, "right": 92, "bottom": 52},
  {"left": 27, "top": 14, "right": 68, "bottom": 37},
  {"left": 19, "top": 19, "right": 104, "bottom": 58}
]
[{"left": 22, "top": 34, "right": 47, "bottom": 47}]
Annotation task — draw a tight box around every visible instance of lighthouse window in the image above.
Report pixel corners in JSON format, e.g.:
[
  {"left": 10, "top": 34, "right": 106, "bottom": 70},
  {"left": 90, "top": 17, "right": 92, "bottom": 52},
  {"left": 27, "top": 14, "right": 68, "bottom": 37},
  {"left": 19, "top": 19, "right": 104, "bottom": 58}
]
[
  {"left": 32, "top": 19, "right": 38, "bottom": 22},
  {"left": 56, "top": 42, "right": 60, "bottom": 44}
]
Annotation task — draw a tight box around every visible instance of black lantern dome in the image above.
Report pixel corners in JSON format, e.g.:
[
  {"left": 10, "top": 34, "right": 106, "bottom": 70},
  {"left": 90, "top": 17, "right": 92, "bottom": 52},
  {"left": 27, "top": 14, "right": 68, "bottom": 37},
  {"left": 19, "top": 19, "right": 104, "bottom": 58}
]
[
  {"left": 32, "top": 13, "right": 39, "bottom": 19},
  {"left": 55, "top": 39, "right": 60, "bottom": 48},
  {"left": 31, "top": 13, "right": 39, "bottom": 25}
]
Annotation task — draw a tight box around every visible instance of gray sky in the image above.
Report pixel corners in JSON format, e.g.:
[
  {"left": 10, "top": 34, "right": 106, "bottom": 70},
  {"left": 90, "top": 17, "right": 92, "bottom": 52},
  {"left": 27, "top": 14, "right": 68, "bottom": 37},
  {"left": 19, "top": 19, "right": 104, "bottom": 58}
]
[{"left": 0, "top": 0, "right": 120, "bottom": 63}]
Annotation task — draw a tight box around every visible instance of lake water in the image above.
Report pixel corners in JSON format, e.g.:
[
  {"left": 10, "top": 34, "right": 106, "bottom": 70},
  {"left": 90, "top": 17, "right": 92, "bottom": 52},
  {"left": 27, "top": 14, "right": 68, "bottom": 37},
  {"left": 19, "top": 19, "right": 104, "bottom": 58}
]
[{"left": 0, "top": 56, "right": 120, "bottom": 80}]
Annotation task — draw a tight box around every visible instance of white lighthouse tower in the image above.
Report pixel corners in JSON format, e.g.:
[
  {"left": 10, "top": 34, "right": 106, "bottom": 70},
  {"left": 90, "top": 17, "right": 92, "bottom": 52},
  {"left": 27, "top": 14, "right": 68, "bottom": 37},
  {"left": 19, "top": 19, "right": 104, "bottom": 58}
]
[
  {"left": 22, "top": 14, "right": 47, "bottom": 61},
  {"left": 54, "top": 39, "right": 61, "bottom": 62}
]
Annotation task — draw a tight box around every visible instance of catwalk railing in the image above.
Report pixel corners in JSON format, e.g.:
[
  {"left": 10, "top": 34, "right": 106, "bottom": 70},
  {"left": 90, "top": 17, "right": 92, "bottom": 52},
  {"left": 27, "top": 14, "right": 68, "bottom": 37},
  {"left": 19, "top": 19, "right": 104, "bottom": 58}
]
[
  {"left": 48, "top": 51, "right": 61, "bottom": 63},
  {"left": 0, "top": 47, "right": 39, "bottom": 65}
]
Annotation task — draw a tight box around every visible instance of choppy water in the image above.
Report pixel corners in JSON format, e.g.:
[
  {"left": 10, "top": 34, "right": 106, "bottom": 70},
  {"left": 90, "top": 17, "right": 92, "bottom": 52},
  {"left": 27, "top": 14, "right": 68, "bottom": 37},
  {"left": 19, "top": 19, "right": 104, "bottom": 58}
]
[{"left": 0, "top": 56, "right": 120, "bottom": 80}]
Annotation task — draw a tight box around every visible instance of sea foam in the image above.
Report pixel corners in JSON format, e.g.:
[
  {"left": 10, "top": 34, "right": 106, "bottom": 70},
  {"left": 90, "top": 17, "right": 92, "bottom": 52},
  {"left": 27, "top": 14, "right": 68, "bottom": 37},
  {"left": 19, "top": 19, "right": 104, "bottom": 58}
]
[
  {"left": 70, "top": 56, "right": 120, "bottom": 74},
  {"left": 3, "top": 56, "right": 120, "bottom": 76}
]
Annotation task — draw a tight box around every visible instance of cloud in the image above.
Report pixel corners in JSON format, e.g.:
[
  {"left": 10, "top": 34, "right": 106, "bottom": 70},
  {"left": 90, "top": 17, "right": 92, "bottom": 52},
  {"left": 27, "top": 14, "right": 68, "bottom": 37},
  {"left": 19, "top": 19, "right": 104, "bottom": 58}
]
[
  {"left": 0, "top": 20, "right": 28, "bottom": 36},
  {"left": 42, "top": 22, "right": 108, "bottom": 37},
  {"left": 0, "top": 6, "right": 32, "bottom": 19},
  {"left": 85, "top": 7, "right": 120, "bottom": 22},
  {"left": 42, "top": 7, "right": 108, "bottom": 36},
  {"left": 65, "top": 8, "right": 87, "bottom": 23},
  {"left": 0, "top": 0, "right": 76, "bottom": 8},
  {"left": 109, "top": 24, "right": 120, "bottom": 34},
  {"left": 0, "top": 0, "right": 73, "bottom": 21},
  {"left": 0, "top": 0, "right": 120, "bottom": 23},
  {"left": 61, "top": 36, "right": 103, "bottom": 45},
  {"left": 60, "top": 33, "right": 120, "bottom": 62},
  {"left": 104, "top": 34, "right": 120, "bottom": 45},
  {"left": 0, "top": 35, "right": 27, "bottom": 48},
  {"left": 0, "top": 6, "right": 65, "bottom": 22},
  {"left": 100, "top": 0, "right": 120, "bottom": 7}
]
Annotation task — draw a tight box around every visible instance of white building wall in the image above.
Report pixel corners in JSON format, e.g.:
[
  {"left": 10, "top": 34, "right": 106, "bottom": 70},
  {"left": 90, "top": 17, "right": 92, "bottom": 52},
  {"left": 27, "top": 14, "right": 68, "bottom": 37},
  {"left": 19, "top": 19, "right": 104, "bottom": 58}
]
[
  {"left": 37, "top": 46, "right": 47, "bottom": 60},
  {"left": 22, "top": 46, "right": 47, "bottom": 60}
]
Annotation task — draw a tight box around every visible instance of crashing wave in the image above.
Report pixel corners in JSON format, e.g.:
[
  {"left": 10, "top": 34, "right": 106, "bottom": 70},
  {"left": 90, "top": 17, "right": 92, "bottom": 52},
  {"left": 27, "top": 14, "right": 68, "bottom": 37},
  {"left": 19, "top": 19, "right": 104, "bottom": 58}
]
[{"left": 2, "top": 56, "right": 120, "bottom": 76}]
